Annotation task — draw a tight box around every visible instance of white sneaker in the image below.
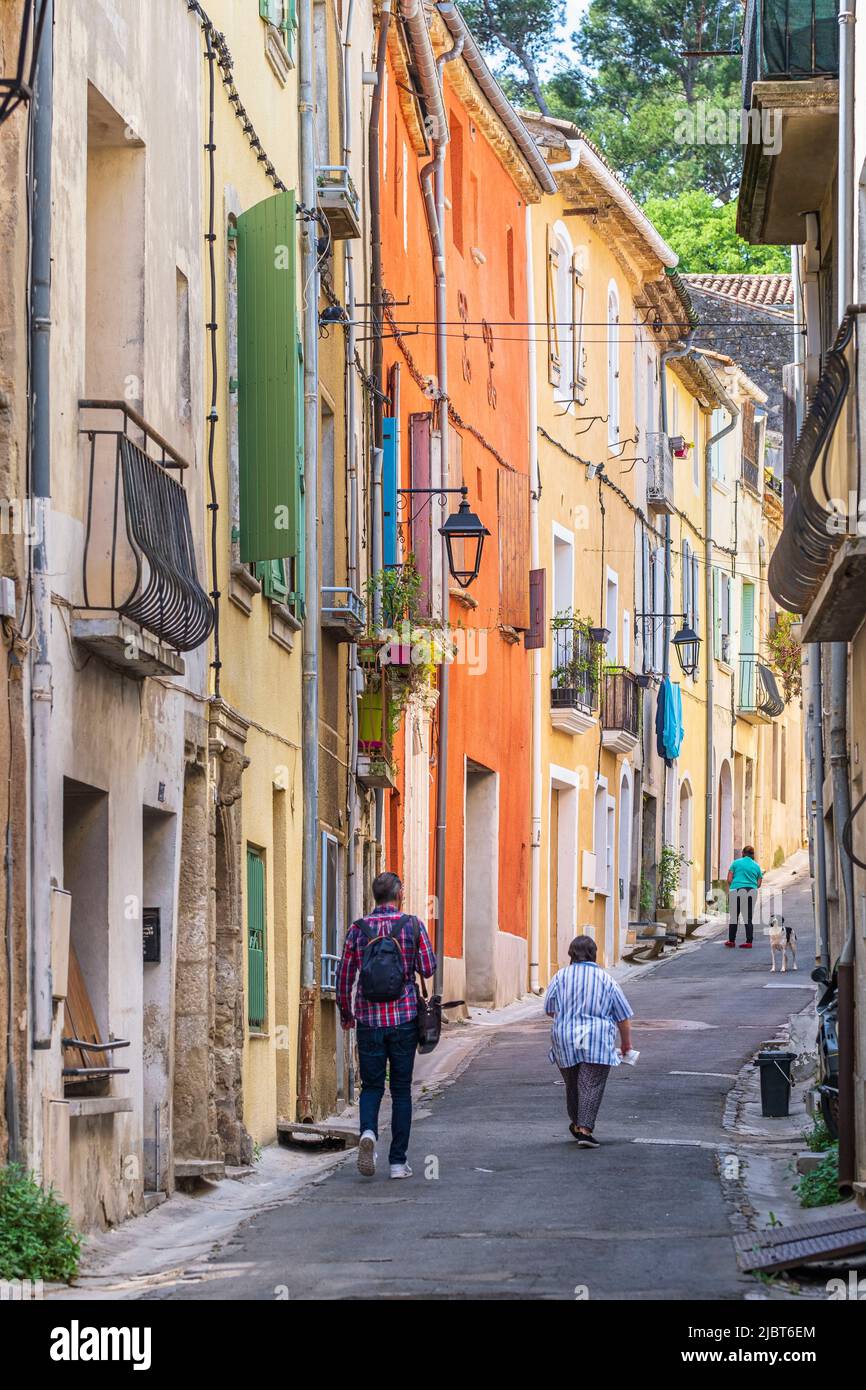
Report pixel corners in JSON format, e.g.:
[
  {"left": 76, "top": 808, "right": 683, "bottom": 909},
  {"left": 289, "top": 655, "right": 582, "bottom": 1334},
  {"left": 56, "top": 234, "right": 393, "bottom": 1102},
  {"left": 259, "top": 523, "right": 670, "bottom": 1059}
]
[
  {"left": 357, "top": 1130, "right": 377, "bottom": 1177},
  {"left": 389, "top": 1162, "right": 413, "bottom": 1179}
]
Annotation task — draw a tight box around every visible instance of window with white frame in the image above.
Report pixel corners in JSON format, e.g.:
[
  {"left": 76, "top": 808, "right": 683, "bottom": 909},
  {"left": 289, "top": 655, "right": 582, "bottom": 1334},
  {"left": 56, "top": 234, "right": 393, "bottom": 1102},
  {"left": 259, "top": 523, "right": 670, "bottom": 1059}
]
[
  {"left": 547, "top": 222, "right": 585, "bottom": 404},
  {"left": 321, "top": 831, "right": 342, "bottom": 991},
  {"left": 713, "top": 566, "right": 734, "bottom": 665},
  {"left": 607, "top": 282, "right": 620, "bottom": 445}
]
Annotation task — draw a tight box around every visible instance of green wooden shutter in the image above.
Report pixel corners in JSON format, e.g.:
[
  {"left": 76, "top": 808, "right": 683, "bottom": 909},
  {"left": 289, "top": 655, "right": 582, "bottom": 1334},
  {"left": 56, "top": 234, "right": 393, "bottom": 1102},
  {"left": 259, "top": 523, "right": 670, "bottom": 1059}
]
[
  {"left": 259, "top": 0, "right": 283, "bottom": 24},
  {"left": 237, "top": 189, "right": 299, "bottom": 563},
  {"left": 291, "top": 339, "right": 305, "bottom": 617},
  {"left": 257, "top": 558, "right": 289, "bottom": 602},
  {"left": 246, "top": 849, "right": 267, "bottom": 1030}
]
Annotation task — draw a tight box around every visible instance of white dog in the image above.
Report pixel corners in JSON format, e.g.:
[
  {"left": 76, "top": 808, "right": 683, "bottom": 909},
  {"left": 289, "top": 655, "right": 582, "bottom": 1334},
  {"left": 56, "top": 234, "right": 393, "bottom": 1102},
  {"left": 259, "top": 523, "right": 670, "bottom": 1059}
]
[{"left": 768, "top": 914, "right": 797, "bottom": 973}]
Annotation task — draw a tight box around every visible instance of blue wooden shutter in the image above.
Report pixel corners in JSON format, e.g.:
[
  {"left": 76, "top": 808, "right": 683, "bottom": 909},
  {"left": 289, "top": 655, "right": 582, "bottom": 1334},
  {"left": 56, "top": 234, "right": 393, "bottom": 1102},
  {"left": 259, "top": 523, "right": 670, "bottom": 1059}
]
[
  {"left": 246, "top": 849, "right": 267, "bottom": 1030},
  {"left": 237, "top": 189, "right": 299, "bottom": 563},
  {"left": 712, "top": 567, "right": 721, "bottom": 659},
  {"left": 382, "top": 417, "right": 398, "bottom": 569}
]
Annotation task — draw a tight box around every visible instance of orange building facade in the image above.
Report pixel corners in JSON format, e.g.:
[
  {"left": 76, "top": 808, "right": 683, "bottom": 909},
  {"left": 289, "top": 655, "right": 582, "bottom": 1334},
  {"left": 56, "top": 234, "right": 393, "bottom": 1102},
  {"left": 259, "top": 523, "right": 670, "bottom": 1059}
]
[{"left": 375, "top": 11, "right": 552, "bottom": 1007}]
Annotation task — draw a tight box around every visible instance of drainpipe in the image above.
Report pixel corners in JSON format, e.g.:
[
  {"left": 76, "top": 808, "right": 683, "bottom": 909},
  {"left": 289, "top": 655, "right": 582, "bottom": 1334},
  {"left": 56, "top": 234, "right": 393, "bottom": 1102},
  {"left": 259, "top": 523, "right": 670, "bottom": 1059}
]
[
  {"left": 805, "top": 644, "right": 830, "bottom": 969},
  {"left": 297, "top": 0, "right": 321, "bottom": 1121},
  {"left": 343, "top": 0, "right": 361, "bottom": 932},
  {"left": 368, "top": 2, "right": 391, "bottom": 626},
  {"left": 704, "top": 396, "right": 739, "bottom": 904},
  {"left": 527, "top": 202, "right": 542, "bottom": 994},
  {"left": 367, "top": 3, "right": 391, "bottom": 874},
  {"left": 29, "top": 0, "right": 54, "bottom": 1052},
  {"left": 834, "top": 0, "right": 857, "bottom": 1191}
]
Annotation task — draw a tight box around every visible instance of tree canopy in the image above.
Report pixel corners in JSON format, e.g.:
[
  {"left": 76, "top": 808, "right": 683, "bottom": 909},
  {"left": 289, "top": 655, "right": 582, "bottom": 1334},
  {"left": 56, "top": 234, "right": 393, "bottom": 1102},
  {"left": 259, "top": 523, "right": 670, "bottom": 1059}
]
[{"left": 643, "top": 192, "right": 790, "bottom": 274}]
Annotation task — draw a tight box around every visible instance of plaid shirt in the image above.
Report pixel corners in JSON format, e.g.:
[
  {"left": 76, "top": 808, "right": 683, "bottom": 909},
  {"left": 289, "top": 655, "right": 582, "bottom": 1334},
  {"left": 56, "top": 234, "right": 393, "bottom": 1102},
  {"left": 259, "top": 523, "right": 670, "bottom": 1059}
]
[{"left": 336, "top": 904, "right": 436, "bottom": 1028}]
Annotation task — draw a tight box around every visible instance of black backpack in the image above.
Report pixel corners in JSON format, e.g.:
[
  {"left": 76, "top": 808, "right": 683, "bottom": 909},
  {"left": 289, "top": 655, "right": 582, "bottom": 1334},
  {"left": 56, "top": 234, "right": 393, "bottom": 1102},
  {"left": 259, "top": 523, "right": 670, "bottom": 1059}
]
[{"left": 358, "top": 915, "right": 415, "bottom": 1003}]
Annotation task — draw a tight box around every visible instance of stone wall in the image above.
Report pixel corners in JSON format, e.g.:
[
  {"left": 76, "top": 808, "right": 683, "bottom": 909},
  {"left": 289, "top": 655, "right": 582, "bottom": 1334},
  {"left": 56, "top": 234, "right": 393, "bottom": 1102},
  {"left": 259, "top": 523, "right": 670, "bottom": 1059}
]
[{"left": 688, "top": 287, "right": 795, "bottom": 433}]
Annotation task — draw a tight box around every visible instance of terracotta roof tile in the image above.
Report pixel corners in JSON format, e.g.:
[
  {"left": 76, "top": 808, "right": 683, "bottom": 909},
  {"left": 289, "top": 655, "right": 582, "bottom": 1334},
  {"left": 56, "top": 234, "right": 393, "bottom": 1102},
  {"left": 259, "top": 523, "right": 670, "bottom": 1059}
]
[{"left": 683, "top": 273, "right": 794, "bottom": 310}]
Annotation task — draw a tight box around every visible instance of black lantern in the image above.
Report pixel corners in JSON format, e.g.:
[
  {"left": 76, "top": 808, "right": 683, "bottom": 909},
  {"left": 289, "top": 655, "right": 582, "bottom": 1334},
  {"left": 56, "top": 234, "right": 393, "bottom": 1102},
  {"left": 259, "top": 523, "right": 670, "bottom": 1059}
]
[
  {"left": 588, "top": 626, "right": 611, "bottom": 646},
  {"left": 439, "top": 496, "right": 490, "bottom": 589},
  {"left": 672, "top": 621, "right": 701, "bottom": 677}
]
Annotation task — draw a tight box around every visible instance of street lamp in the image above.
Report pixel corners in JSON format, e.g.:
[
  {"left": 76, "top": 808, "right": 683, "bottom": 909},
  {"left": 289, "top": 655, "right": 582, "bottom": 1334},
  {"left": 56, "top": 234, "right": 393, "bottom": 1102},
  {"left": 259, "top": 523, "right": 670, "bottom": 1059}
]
[
  {"left": 438, "top": 492, "right": 489, "bottom": 589},
  {"left": 396, "top": 485, "right": 489, "bottom": 590},
  {"left": 672, "top": 621, "right": 701, "bottom": 678}
]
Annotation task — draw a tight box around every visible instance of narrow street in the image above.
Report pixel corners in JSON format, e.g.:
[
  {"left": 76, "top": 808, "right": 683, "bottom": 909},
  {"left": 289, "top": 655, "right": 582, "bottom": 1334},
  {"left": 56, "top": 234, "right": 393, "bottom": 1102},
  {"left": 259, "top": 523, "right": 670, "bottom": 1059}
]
[{"left": 141, "top": 881, "right": 812, "bottom": 1302}]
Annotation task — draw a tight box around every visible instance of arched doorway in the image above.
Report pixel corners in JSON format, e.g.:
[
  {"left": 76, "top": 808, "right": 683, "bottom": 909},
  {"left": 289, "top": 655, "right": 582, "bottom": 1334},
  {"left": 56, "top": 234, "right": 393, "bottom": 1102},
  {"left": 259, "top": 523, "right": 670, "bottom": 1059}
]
[
  {"left": 678, "top": 778, "right": 693, "bottom": 917},
  {"left": 717, "top": 759, "right": 733, "bottom": 878},
  {"left": 618, "top": 766, "right": 633, "bottom": 952}
]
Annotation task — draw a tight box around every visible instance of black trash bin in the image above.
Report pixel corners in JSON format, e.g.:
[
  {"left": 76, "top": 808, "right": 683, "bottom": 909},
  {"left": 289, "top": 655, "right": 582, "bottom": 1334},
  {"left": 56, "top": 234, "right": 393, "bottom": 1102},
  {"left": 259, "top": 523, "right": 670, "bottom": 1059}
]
[{"left": 755, "top": 1050, "right": 795, "bottom": 1117}]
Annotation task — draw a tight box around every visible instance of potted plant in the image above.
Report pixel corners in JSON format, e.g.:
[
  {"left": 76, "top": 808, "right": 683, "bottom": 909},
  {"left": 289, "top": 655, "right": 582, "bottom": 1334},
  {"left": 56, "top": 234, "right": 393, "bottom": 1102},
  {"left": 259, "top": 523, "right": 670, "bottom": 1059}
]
[
  {"left": 656, "top": 843, "right": 692, "bottom": 928},
  {"left": 551, "top": 610, "right": 600, "bottom": 710}
]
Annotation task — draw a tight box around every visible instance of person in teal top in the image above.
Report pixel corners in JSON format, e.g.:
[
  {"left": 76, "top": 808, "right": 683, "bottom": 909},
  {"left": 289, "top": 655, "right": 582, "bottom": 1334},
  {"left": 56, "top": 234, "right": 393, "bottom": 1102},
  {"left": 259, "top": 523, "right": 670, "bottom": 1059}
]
[{"left": 725, "top": 846, "right": 763, "bottom": 948}]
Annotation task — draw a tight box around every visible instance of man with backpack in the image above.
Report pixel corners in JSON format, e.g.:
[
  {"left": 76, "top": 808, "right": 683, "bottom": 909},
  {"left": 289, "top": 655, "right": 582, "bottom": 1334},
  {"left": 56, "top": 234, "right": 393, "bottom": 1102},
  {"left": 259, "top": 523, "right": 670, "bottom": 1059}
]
[{"left": 336, "top": 871, "right": 436, "bottom": 1179}]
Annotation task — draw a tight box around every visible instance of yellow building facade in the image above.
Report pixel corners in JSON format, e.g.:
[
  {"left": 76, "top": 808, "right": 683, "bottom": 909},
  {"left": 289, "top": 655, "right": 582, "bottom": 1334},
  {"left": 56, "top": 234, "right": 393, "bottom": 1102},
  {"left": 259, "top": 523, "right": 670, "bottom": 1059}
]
[{"left": 525, "top": 116, "right": 698, "bottom": 977}]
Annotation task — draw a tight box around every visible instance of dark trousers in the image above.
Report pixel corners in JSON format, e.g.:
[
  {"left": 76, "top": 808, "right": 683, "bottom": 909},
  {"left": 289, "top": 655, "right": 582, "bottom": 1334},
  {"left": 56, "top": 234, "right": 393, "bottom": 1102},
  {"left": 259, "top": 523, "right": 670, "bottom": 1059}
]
[
  {"left": 356, "top": 1018, "right": 418, "bottom": 1164},
  {"left": 558, "top": 1062, "right": 611, "bottom": 1132},
  {"left": 728, "top": 888, "right": 757, "bottom": 944}
]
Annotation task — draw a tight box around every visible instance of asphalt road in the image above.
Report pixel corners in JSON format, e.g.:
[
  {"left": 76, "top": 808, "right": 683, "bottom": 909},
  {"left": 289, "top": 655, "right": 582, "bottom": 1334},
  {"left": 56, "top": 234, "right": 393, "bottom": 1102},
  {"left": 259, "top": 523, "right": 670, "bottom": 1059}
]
[{"left": 145, "top": 878, "right": 813, "bottom": 1301}]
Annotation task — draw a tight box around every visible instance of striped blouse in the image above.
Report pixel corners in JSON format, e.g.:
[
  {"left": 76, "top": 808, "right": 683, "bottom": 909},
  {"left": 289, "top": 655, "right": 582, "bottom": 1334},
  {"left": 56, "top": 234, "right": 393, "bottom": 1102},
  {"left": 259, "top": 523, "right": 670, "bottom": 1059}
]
[{"left": 544, "top": 961, "right": 634, "bottom": 1068}]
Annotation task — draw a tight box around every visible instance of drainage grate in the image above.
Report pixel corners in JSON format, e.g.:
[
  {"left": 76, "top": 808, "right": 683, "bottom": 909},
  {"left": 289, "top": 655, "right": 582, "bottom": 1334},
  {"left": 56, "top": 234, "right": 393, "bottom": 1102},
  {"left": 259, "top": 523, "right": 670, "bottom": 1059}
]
[{"left": 735, "top": 1209, "right": 866, "bottom": 1272}]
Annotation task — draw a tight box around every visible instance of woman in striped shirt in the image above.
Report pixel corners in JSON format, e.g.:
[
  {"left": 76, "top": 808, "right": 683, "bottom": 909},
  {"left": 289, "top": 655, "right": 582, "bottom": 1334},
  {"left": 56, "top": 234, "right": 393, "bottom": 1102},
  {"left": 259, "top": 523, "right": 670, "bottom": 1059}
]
[{"left": 544, "top": 934, "right": 634, "bottom": 1148}]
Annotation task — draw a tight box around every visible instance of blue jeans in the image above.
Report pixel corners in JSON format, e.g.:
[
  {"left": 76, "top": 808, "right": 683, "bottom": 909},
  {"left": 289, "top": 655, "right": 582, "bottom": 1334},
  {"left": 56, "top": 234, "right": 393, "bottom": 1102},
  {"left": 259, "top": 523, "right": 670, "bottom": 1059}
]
[{"left": 356, "top": 1018, "right": 418, "bottom": 1164}]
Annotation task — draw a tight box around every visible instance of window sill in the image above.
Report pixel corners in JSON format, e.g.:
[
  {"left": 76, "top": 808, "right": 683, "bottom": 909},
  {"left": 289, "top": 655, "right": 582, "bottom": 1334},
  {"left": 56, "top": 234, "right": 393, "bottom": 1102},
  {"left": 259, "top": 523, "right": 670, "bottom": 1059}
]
[
  {"left": 248, "top": 1029, "right": 270, "bottom": 1041},
  {"left": 269, "top": 600, "right": 302, "bottom": 653},
  {"left": 263, "top": 23, "right": 294, "bottom": 85},
  {"left": 712, "top": 479, "right": 731, "bottom": 497},
  {"left": 229, "top": 561, "right": 261, "bottom": 616}
]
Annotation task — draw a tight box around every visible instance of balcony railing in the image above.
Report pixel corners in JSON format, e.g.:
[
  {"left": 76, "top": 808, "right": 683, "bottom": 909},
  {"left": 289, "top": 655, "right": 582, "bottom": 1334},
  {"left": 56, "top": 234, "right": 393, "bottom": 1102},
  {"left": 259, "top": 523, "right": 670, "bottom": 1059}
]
[
  {"left": 321, "top": 585, "right": 366, "bottom": 640},
  {"left": 79, "top": 401, "right": 213, "bottom": 653},
  {"left": 646, "top": 432, "right": 675, "bottom": 514},
  {"left": 601, "top": 668, "right": 640, "bottom": 740},
  {"left": 743, "top": 0, "right": 839, "bottom": 104},
  {"left": 738, "top": 652, "right": 786, "bottom": 718},
  {"left": 550, "top": 620, "right": 598, "bottom": 710}
]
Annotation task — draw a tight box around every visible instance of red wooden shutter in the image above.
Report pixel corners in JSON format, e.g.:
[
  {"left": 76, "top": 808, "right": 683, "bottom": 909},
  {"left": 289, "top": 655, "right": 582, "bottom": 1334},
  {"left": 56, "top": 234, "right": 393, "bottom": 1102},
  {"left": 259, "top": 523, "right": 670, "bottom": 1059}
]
[
  {"left": 409, "top": 412, "right": 433, "bottom": 618},
  {"left": 525, "top": 567, "right": 546, "bottom": 649},
  {"left": 497, "top": 469, "right": 530, "bottom": 629}
]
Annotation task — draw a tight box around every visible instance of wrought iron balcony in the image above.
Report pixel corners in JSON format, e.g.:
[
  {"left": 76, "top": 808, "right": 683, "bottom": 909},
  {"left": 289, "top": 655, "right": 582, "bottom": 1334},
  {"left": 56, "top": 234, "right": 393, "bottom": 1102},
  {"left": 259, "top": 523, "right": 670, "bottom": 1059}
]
[
  {"left": 738, "top": 652, "right": 785, "bottom": 720},
  {"left": 76, "top": 401, "right": 213, "bottom": 675},
  {"left": 743, "top": 0, "right": 839, "bottom": 104},
  {"left": 601, "top": 668, "right": 640, "bottom": 754},
  {"left": 550, "top": 619, "right": 598, "bottom": 735},
  {"left": 321, "top": 585, "right": 366, "bottom": 640},
  {"left": 646, "top": 432, "right": 675, "bottom": 515}
]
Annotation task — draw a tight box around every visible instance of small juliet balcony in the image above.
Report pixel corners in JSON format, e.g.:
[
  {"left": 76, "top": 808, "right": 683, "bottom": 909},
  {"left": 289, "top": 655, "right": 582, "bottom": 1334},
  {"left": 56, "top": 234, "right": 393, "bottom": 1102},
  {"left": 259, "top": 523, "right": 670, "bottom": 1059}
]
[
  {"left": 317, "top": 165, "right": 362, "bottom": 240},
  {"left": 601, "top": 668, "right": 641, "bottom": 755},
  {"left": 738, "top": 652, "right": 786, "bottom": 722},
  {"left": 646, "top": 432, "right": 675, "bottom": 515},
  {"left": 74, "top": 401, "right": 213, "bottom": 678},
  {"left": 321, "top": 586, "right": 366, "bottom": 641},
  {"left": 549, "top": 618, "right": 598, "bottom": 736},
  {"left": 356, "top": 682, "right": 397, "bottom": 790}
]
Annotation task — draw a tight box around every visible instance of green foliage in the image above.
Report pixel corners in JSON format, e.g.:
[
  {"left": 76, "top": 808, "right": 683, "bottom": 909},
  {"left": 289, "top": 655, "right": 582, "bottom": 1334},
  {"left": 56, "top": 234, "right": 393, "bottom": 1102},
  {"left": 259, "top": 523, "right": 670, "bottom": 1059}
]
[
  {"left": 0, "top": 1165, "right": 82, "bottom": 1283},
  {"left": 658, "top": 842, "right": 691, "bottom": 910},
  {"left": 365, "top": 560, "right": 423, "bottom": 627},
  {"left": 642, "top": 193, "right": 790, "bottom": 274},
  {"left": 803, "top": 1116, "right": 835, "bottom": 1153},
  {"left": 796, "top": 1142, "right": 843, "bottom": 1208},
  {"left": 639, "top": 875, "right": 654, "bottom": 918},
  {"left": 461, "top": 0, "right": 564, "bottom": 112},
  {"left": 550, "top": 610, "right": 599, "bottom": 693},
  {"left": 765, "top": 611, "right": 802, "bottom": 702}
]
